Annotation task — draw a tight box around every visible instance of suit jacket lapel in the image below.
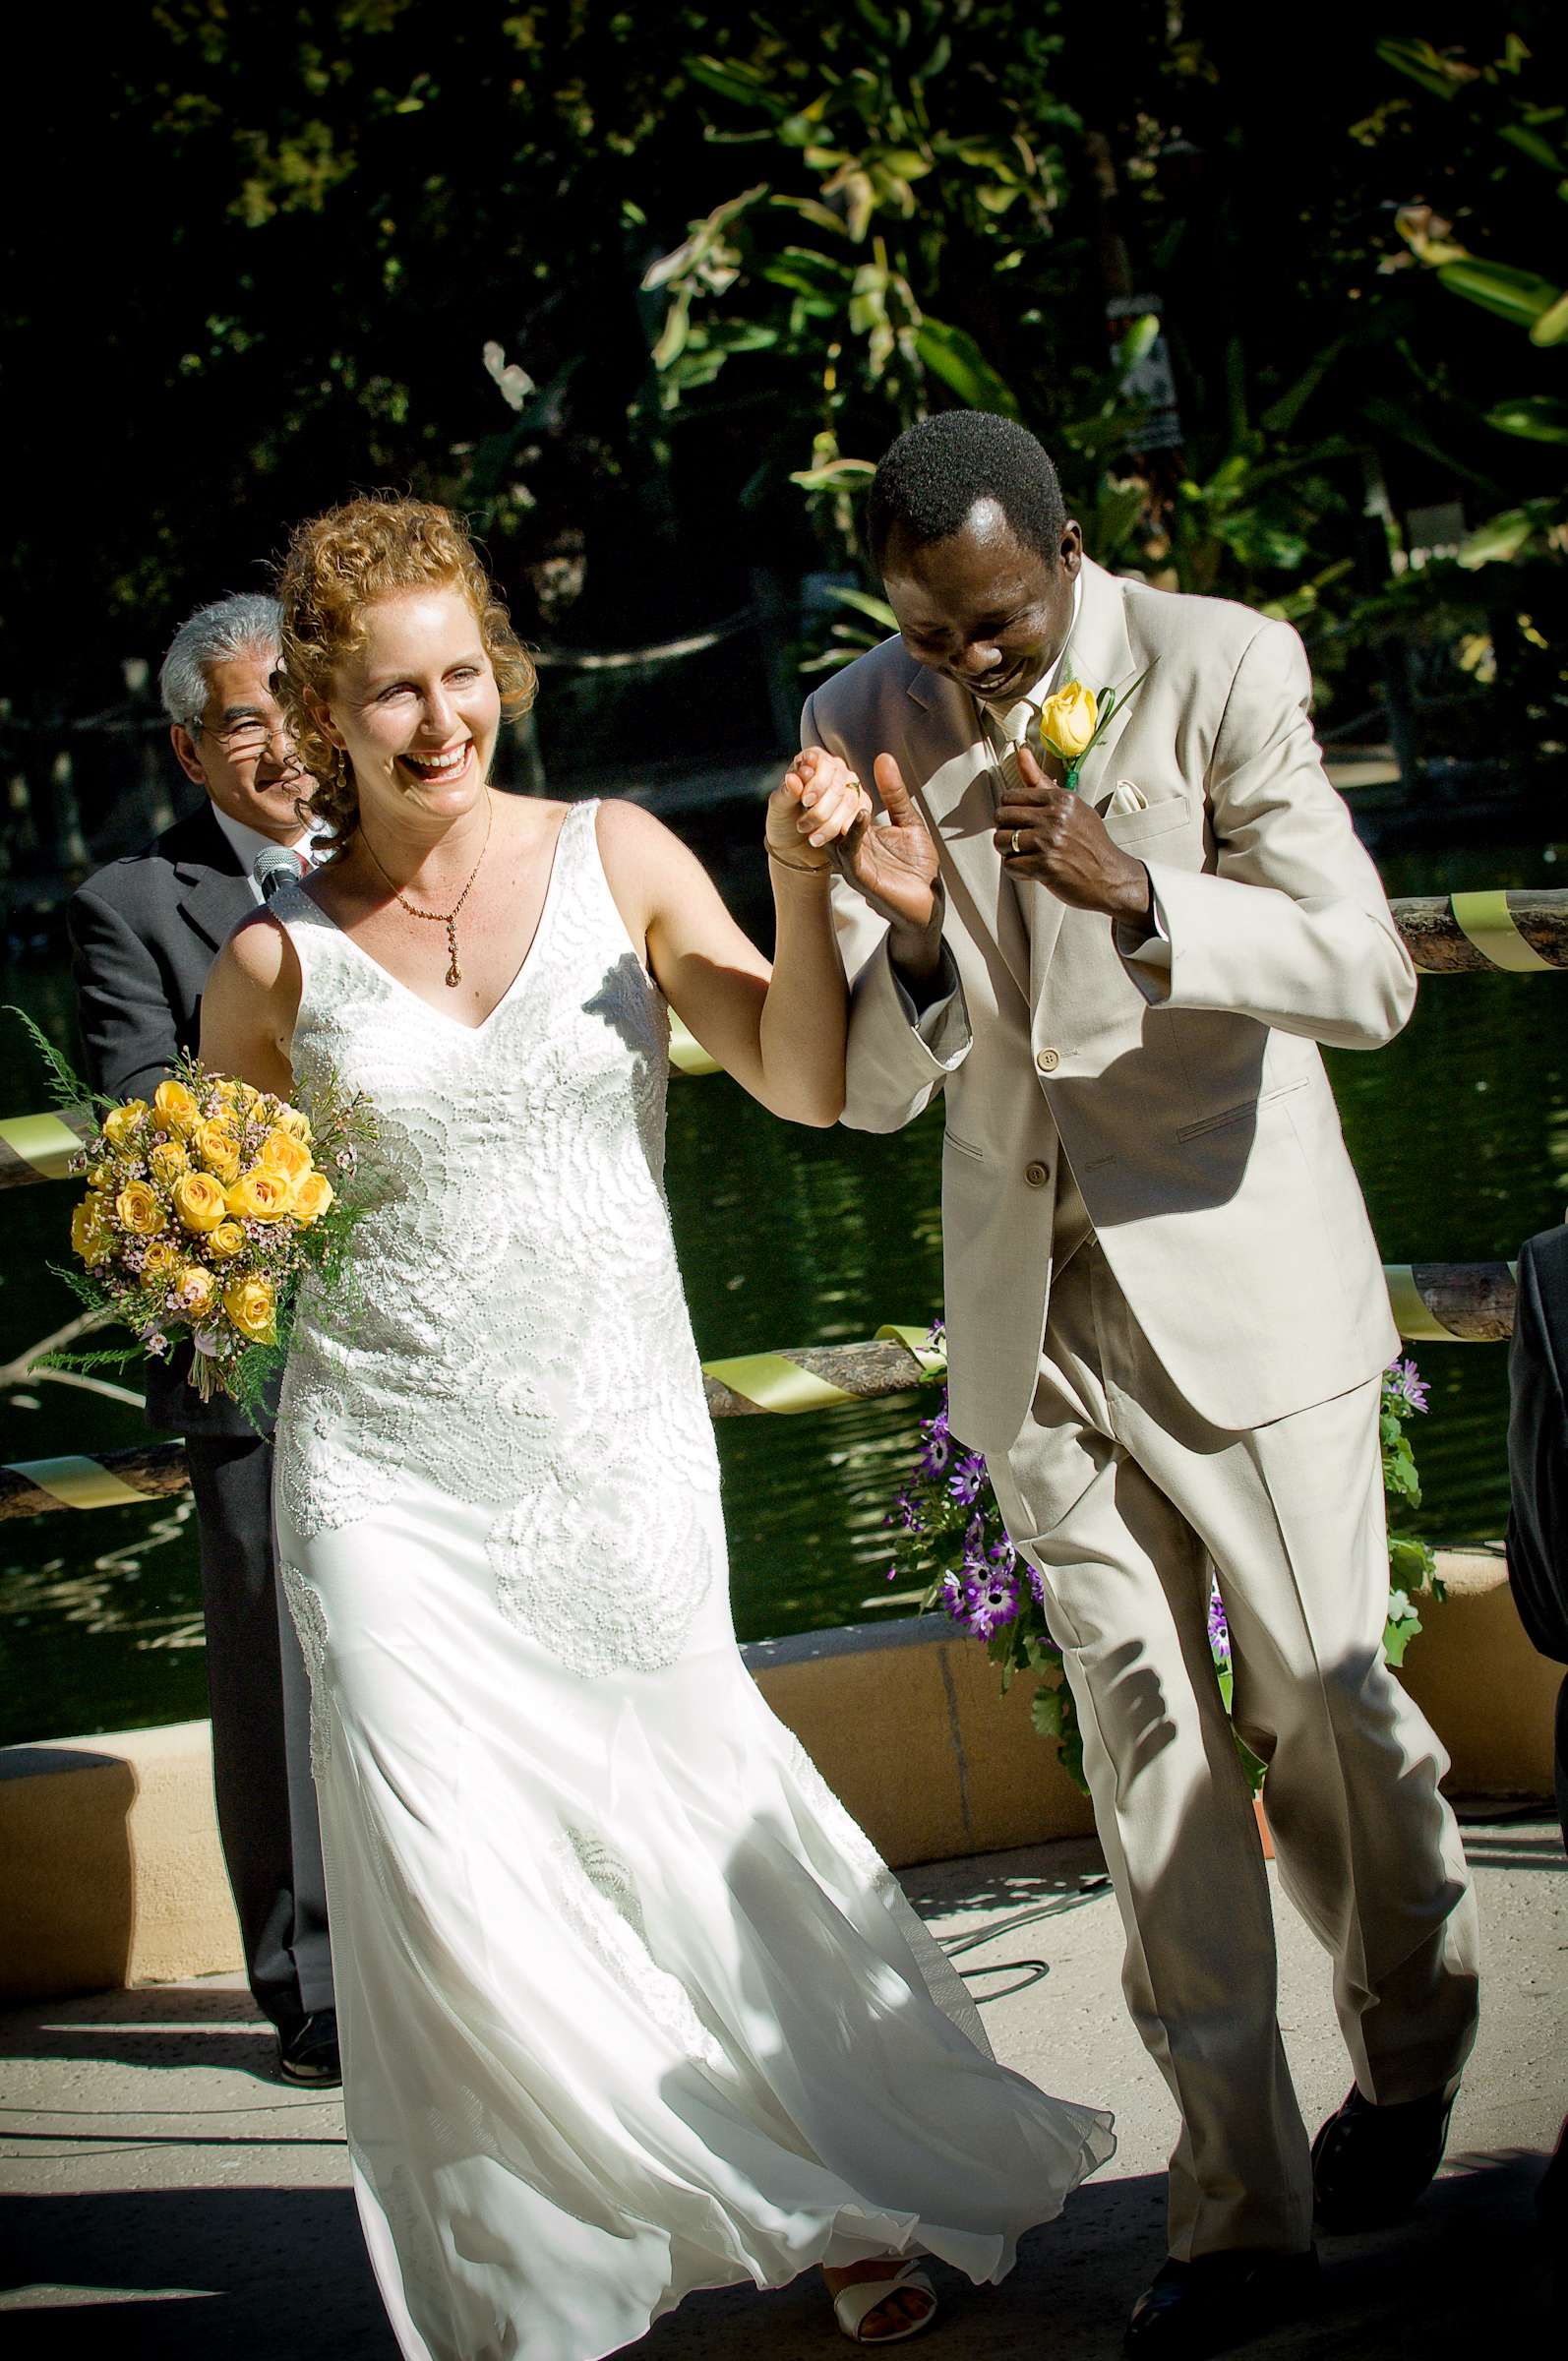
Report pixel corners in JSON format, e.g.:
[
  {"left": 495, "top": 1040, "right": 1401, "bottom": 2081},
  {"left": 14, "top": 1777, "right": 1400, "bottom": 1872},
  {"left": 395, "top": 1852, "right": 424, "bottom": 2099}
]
[
  {"left": 1028, "top": 559, "right": 1140, "bottom": 1013},
  {"left": 173, "top": 805, "right": 253, "bottom": 956},
  {"left": 905, "top": 667, "right": 1031, "bottom": 1006}
]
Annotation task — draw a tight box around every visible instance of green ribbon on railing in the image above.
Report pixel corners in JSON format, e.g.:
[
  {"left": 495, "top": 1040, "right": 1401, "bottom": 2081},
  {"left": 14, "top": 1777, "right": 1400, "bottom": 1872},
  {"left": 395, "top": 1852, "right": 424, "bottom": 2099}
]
[
  {"left": 702, "top": 1322, "right": 946, "bottom": 1412},
  {"left": 668, "top": 1014, "right": 722, "bottom": 1076},
  {"left": 10, "top": 1454, "right": 151, "bottom": 1509},
  {"left": 1384, "top": 1261, "right": 1518, "bottom": 1342},
  {"left": 874, "top": 1321, "right": 948, "bottom": 1376},
  {"left": 1448, "top": 890, "right": 1555, "bottom": 975},
  {"left": 0, "top": 1111, "right": 84, "bottom": 1178},
  {"left": 700, "top": 1352, "right": 855, "bottom": 1413}
]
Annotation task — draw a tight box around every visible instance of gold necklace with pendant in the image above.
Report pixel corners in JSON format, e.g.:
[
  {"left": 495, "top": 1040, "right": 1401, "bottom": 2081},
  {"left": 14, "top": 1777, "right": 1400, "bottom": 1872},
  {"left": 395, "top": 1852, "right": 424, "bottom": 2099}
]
[{"left": 360, "top": 795, "right": 494, "bottom": 988}]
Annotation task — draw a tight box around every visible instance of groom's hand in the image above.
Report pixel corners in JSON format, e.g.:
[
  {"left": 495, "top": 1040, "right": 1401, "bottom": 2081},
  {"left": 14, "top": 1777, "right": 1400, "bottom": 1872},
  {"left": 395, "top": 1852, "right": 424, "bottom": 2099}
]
[
  {"left": 995, "top": 746, "right": 1154, "bottom": 927},
  {"left": 832, "top": 753, "right": 945, "bottom": 982}
]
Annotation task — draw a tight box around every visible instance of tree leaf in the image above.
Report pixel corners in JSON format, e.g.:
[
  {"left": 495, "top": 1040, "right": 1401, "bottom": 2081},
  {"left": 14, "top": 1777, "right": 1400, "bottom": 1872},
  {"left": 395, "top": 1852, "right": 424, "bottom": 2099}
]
[
  {"left": 914, "top": 315, "right": 1020, "bottom": 416},
  {"left": 1484, "top": 394, "right": 1568, "bottom": 444},
  {"left": 1437, "top": 258, "right": 1562, "bottom": 327},
  {"left": 1530, "top": 288, "right": 1568, "bottom": 346}
]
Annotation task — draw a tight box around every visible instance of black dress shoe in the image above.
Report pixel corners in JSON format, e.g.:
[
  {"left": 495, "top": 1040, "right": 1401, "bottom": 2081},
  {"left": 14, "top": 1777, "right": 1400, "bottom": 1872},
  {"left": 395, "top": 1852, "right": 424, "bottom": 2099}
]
[
  {"left": 1124, "top": 2251, "right": 1320, "bottom": 2358},
  {"left": 1311, "top": 2082, "right": 1456, "bottom": 2232},
  {"left": 276, "top": 2008, "right": 341, "bottom": 2088}
]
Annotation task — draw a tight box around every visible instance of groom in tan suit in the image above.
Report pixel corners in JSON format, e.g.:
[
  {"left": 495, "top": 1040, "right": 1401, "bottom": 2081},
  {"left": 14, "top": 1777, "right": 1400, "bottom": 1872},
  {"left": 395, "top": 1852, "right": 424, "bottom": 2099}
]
[{"left": 805, "top": 411, "right": 1479, "bottom": 2356}]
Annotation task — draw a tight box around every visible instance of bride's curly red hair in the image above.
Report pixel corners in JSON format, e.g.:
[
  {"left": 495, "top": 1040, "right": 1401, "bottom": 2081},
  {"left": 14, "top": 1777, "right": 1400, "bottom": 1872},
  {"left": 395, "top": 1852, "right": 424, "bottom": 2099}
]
[{"left": 276, "top": 494, "right": 537, "bottom": 852}]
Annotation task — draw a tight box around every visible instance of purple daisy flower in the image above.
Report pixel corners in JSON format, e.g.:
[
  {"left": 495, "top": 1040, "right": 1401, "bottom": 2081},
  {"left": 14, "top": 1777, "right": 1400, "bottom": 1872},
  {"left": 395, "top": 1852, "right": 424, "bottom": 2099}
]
[
  {"left": 947, "top": 1450, "right": 987, "bottom": 1507},
  {"left": 1207, "top": 1580, "right": 1232, "bottom": 1670},
  {"left": 1384, "top": 1357, "right": 1429, "bottom": 1415},
  {"left": 959, "top": 1564, "right": 1021, "bottom": 1639}
]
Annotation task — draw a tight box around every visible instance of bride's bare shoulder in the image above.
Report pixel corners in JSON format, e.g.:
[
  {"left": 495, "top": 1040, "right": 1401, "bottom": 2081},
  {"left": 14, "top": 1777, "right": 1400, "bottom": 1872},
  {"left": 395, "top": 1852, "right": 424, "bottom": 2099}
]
[{"left": 222, "top": 905, "right": 296, "bottom": 987}]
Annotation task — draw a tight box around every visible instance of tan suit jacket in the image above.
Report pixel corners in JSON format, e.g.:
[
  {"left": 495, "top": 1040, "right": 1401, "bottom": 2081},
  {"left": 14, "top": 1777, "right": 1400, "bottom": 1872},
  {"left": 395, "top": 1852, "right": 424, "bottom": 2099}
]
[{"left": 804, "top": 557, "right": 1416, "bottom": 1454}]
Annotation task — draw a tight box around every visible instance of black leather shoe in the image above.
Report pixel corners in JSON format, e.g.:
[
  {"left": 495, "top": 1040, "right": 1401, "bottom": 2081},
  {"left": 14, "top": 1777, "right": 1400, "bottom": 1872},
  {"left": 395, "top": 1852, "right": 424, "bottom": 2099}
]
[
  {"left": 276, "top": 2008, "right": 341, "bottom": 2088},
  {"left": 1311, "top": 2082, "right": 1456, "bottom": 2232},
  {"left": 1124, "top": 2251, "right": 1320, "bottom": 2358}
]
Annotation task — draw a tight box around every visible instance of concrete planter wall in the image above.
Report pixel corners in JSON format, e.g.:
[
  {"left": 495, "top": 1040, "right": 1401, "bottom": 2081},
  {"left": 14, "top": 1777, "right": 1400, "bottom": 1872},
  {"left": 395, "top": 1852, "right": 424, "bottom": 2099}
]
[{"left": 0, "top": 1550, "right": 1557, "bottom": 2003}]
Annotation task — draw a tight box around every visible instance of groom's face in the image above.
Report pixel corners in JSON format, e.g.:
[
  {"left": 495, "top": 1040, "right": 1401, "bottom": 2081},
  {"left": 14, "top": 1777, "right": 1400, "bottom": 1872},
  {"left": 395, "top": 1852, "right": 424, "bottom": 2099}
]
[{"left": 881, "top": 497, "right": 1081, "bottom": 706}]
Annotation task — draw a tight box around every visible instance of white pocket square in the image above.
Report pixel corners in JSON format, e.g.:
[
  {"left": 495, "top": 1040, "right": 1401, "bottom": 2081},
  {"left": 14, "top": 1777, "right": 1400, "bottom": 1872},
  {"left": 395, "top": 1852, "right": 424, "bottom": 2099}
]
[{"left": 1104, "top": 778, "right": 1148, "bottom": 816}]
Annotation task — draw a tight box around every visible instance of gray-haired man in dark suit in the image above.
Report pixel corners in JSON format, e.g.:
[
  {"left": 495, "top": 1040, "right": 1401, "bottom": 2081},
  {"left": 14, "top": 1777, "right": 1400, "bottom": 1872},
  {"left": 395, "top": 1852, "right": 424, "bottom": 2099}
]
[{"left": 67, "top": 593, "right": 336, "bottom": 2084}]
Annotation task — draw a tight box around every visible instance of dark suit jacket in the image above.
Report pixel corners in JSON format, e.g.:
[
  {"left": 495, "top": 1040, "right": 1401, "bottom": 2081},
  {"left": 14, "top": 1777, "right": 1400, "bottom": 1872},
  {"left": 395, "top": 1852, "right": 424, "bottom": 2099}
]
[
  {"left": 1507, "top": 1224, "right": 1568, "bottom": 1666},
  {"left": 67, "top": 799, "right": 270, "bottom": 1439}
]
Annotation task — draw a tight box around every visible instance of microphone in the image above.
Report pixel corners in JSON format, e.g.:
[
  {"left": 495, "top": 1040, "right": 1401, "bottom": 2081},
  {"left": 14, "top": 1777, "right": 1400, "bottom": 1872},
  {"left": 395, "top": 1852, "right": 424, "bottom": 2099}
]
[{"left": 253, "top": 845, "right": 305, "bottom": 903}]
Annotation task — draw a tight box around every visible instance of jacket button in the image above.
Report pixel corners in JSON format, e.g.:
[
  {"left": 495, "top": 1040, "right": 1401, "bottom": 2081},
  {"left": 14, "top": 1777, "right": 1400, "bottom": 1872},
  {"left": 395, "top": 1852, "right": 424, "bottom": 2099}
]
[
  {"left": 1036, "top": 1047, "right": 1060, "bottom": 1073},
  {"left": 1024, "top": 1161, "right": 1051, "bottom": 1188}
]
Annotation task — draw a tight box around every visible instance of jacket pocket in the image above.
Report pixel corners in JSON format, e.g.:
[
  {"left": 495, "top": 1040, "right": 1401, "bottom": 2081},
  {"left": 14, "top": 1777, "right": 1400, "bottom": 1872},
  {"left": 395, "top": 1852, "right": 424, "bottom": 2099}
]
[
  {"left": 942, "top": 1127, "right": 986, "bottom": 1161},
  {"left": 1101, "top": 790, "right": 1191, "bottom": 846},
  {"left": 1176, "top": 1076, "right": 1310, "bottom": 1144}
]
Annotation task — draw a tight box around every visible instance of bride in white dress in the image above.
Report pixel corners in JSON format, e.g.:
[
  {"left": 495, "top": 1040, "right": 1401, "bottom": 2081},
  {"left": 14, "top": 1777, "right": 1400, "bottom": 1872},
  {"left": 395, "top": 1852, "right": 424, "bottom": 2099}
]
[{"left": 202, "top": 495, "right": 1113, "bottom": 2361}]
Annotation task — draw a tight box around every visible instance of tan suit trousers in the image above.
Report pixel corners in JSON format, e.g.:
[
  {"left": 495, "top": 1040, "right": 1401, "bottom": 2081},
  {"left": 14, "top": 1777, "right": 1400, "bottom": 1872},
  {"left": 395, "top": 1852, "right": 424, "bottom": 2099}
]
[{"left": 988, "top": 1238, "right": 1479, "bottom": 2260}]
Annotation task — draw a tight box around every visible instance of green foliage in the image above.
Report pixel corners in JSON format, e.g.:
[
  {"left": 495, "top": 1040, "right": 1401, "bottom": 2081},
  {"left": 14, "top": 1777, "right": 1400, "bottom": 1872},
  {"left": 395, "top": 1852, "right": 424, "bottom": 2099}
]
[
  {"left": 887, "top": 1354, "right": 1445, "bottom": 1798},
  {"left": 9, "top": 5, "right": 1566, "bottom": 753}
]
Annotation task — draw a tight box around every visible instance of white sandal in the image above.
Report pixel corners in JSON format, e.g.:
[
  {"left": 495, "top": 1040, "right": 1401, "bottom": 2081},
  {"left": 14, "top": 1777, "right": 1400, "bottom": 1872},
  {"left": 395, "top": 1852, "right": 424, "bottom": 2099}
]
[{"left": 831, "top": 2258, "right": 938, "bottom": 2344}]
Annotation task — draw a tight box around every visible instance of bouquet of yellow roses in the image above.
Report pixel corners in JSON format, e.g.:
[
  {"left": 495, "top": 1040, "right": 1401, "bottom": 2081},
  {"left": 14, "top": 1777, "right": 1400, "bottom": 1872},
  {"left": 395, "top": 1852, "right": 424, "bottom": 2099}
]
[{"left": 12, "top": 1011, "right": 375, "bottom": 1421}]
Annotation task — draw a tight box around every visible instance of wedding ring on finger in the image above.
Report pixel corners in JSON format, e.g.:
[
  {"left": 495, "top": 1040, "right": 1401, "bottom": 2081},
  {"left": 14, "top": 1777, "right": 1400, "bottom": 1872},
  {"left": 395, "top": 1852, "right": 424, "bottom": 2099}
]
[{"left": 1010, "top": 828, "right": 1023, "bottom": 856}]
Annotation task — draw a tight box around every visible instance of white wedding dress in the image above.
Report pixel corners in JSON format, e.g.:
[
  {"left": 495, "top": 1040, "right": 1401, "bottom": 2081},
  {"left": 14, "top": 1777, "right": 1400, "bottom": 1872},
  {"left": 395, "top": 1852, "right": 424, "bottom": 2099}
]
[{"left": 269, "top": 802, "right": 1113, "bottom": 2361}]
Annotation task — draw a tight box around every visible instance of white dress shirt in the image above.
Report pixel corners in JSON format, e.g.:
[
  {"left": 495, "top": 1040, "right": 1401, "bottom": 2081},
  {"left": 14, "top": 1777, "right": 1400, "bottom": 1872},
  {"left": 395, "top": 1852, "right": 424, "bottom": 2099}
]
[{"left": 211, "top": 806, "right": 317, "bottom": 902}]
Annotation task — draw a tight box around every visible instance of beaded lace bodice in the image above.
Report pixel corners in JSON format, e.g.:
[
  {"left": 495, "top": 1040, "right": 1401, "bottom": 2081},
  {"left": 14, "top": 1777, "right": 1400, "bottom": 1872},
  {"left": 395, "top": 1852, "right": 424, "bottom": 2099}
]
[{"left": 271, "top": 800, "right": 723, "bottom": 1675}]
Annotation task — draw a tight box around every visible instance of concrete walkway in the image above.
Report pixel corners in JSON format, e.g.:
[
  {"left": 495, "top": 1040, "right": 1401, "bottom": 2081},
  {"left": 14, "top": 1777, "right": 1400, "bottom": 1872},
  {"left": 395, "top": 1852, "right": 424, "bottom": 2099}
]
[{"left": 2, "top": 1816, "right": 1562, "bottom": 2359}]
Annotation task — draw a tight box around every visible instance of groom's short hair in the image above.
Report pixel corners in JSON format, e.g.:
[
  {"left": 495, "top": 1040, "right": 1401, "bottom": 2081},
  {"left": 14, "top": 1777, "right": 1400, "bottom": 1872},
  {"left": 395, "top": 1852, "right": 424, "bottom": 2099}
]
[{"left": 867, "top": 411, "right": 1067, "bottom": 574}]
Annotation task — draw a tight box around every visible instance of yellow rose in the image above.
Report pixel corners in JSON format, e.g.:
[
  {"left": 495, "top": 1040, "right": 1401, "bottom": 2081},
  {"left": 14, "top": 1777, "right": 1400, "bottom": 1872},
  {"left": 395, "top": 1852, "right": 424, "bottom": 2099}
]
[
  {"left": 194, "top": 1120, "right": 242, "bottom": 1181},
  {"left": 225, "top": 1168, "right": 294, "bottom": 1222},
  {"left": 142, "top": 1238, "right": 179, "bottom": 1278},
  {"left": 222, "top": 1276, "right": 276, "bottom": 1344},
  {"left": 71, "top": 1193, "right": 112, "bottom": 1266},
  {"left": 174, "top": 1265, "right": 217, "bottom": 1318},
  {"left": 274, "top": 1103, "right": 312, "bottom": 1143},
  {"left": 152, "top": 1079, "right": 202, "bottom": 1137},
  {"left": 291, "top": 1170, "right": 335, "bottom": 1226},
  {"left": 259, "top": 1128, "right": 314, "bottom": 1189},
  {"left": 89, "top": 1161, "right": 113, "bottom": 1189},
  {"left": 1038, "top": 679, "right": 1098, "bottom": 763},
  {"left": 102, "top": 1100, "right": 149, "bottom": 1150},
  {"left": 173, "top": 1171, "right": 228, "bottom": 1233},
  {"left": 150, "top": 1139, "right": 189, "bottom": 1185},
  {"left": 115, "top": 1180, "right": 166, "bottom": 1236},
  {"left": 207, "top": 1221, "right": 247, "bottom": 1262}
]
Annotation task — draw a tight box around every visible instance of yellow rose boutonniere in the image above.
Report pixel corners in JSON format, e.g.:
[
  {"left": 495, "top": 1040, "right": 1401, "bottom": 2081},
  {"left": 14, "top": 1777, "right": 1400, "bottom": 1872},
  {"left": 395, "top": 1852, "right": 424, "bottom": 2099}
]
[
  {"left": 207, "top": 1220, "right": 247, "bottom": 1262},
  {"left": 150, "top": 1139, "right": 189, "bottom": 1186},
  {"left": 222, "top": 1276, "right": 277, "bottom": 1345},
  {"left": 1032, "top": 664, "right": 1153, "bottom": 792},
  {"left": 291, "top": 1170, "right": 335, "bottom": 1226},
  {"left": 259, "top": 1129, "right": 314, "bottom": 1190},
  {"left": 226, "top": 1168, "right": 294, "bottom": 1222},
  {"left": 115, "top": 1180, "right": 166, "bottom": 1236},
  {"left": 71, "top": 1194, "right": 113, "bottom": 1266},
  {"left": 1038, "top": 680, "right": 1098, "bottom": 763},
  {"left": 173, "top": 1171, "right": 229, "bottom": 1234},
  {"left": 152, "top": 1078, "right": 202, "bottom": 1138},
  {"left": 103, "top": 1100, "right": 149, "bottom": 1150}
]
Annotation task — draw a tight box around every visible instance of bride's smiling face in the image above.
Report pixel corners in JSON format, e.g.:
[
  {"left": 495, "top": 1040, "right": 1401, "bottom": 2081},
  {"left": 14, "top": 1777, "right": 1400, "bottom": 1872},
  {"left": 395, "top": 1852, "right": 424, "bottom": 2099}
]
[{"left": 317, "top": 582, "right": 503, "bottom": 828}]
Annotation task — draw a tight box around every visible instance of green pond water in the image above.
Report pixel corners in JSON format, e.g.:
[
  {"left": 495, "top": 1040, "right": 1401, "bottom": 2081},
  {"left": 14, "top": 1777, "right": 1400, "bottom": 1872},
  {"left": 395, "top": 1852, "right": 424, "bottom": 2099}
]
[{"left": 1, "top": 813, "right": 1564, "bottom": 1746}]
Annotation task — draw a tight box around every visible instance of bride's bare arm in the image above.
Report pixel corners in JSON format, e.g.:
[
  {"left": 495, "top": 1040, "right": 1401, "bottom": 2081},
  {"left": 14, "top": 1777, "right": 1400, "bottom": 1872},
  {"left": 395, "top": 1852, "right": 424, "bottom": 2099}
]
[
  {"left": 200, "top": 912, "right": 303, "bottom": 1100},
  {"left": 596, "top": 759, "right": 866, "bottom": 1127}
]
